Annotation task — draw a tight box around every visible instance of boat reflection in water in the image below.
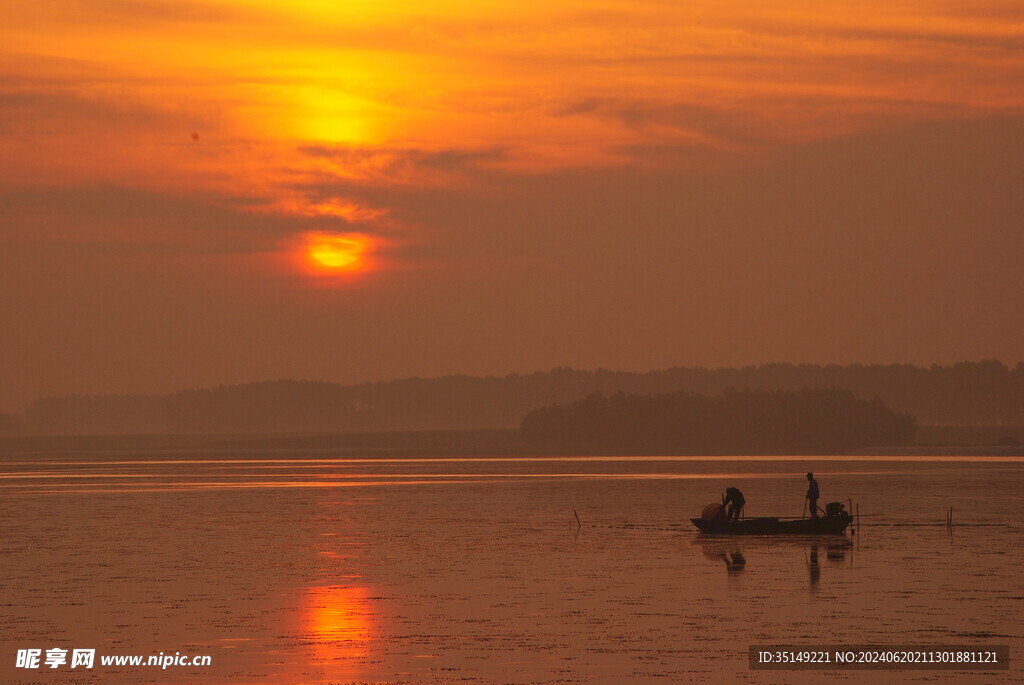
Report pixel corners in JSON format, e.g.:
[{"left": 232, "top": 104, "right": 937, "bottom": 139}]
[
  {"left": 696, "top": 536, "right": 853, "bottom": 585},
  {"left": 303, "top": 585, "right": 376, "bottom": 672}
]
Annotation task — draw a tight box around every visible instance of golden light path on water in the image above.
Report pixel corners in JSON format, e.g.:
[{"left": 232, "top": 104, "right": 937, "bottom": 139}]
[
  {"left": 0, "top": 475, "right": 904, "bottom": 496},
  {"left": 4, "top": 455, "right": 1023, "bottom": 466},
  {"left": 1, "top": 456, "right": 1021, "bottom": 495},
  {"left": 303, "top": 585, "right": 375, "bottom": 668}
]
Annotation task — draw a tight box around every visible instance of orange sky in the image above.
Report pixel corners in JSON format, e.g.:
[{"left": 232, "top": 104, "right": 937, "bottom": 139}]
[
  {"left": 5, "top": 1, "right": 1021, "bottom": 189},
  {"left": 1, "top": 0, "right": 1023, "bottom": 409}
]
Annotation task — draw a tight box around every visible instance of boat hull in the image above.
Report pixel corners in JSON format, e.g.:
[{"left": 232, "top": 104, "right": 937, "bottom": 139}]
[{"left": 690, "top": 514, "right": 852, "bottom": 535}]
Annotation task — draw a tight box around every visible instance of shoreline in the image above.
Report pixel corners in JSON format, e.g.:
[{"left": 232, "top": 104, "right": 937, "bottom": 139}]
[{"left": 1, "top": 427, "right": 1022, "bottom": 459}]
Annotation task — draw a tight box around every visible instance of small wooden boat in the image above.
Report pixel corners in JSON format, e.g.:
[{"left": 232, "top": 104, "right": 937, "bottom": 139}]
[
  {"left": 691, "top": 500, "right": 853, "bottom": 535},
  {"left": 690, "top": 514, "right": 852, "bottom": 535}
]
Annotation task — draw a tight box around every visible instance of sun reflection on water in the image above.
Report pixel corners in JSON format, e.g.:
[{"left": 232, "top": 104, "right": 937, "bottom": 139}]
[{"left": 303, "top": 585, "right": 376, "bottom": 666}]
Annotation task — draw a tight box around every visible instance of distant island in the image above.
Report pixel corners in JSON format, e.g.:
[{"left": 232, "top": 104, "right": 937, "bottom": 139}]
[
  {"left": 0, "top": 361, "right": 1021, "bottom": 442},
  {"left": 521, "top": 388, "right": 916, "bottom": 455}
]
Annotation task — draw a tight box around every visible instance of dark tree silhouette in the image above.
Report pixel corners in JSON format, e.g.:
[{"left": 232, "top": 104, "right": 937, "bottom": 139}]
[
  {"left": 520, "top": 388, "right": 916, "bottom": 454},
  {"left": 16, "top": 361, "right": 1019, "bottom": 435}
]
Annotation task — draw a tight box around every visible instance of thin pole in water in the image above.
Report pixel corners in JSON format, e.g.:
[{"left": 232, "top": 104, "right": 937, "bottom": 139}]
[{"left": 574, "top": 509, "right": 582, "bottom": 528}]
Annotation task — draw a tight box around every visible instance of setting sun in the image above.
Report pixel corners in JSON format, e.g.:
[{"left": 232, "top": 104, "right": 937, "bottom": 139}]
[{"left": 305, "top": 232, "right": 374, "bottom": 273}]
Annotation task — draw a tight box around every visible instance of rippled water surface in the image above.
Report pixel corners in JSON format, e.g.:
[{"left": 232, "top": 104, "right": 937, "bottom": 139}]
[{"left": 1, "top": 453, "right": 1021, "bottom": 683}]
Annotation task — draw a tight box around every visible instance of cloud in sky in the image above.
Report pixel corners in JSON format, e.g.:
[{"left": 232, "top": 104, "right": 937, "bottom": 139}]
[{"left": 4, "top": 0, "right": 1022, "bottom": 185}]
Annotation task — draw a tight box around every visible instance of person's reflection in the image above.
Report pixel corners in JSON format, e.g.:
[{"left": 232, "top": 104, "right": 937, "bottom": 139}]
[
  {"left": 724, "top": 549, "right": 746, "bottom": 575},
  {"left": 700, "top": 540, "right": 746, "bottom": 576},
  {"left": 807, "top": 544, "right": 820, "bottom": 586}
]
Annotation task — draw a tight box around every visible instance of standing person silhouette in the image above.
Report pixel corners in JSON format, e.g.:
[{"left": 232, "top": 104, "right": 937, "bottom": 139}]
[{"left": 806, "top": 472, "right": 820, "bottom": 518}]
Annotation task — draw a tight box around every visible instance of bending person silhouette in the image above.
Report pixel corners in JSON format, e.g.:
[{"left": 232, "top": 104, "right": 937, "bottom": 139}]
[{"left": 723, "top": 486, "right": 745, "bottom": 522}]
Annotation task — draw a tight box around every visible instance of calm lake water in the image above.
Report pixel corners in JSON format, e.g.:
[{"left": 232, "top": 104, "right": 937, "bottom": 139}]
[{"left": 1, "top": 453, "right": 1021, "bottom": 683}]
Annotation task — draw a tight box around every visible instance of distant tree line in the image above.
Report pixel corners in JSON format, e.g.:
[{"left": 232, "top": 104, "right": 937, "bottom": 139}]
[
  {"left": 520, "top": 388, "right": 916, "bottom": 454},
  {"left": 10, "top": 360, "right": 1023, "bottom": 435}
]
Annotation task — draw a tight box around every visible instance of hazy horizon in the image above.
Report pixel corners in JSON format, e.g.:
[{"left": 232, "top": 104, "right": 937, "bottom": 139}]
[
  {"left": 7, "top": 361, "right": 1021, "bottom": 442},
  {"left": 4, "top": 357, "right": 1022, "bottom": 415}
]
